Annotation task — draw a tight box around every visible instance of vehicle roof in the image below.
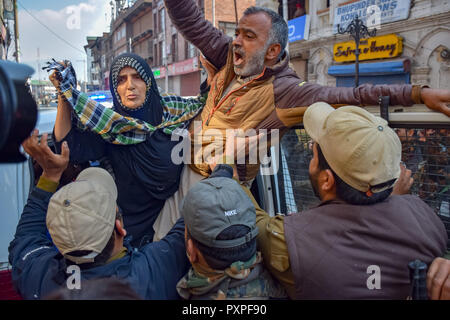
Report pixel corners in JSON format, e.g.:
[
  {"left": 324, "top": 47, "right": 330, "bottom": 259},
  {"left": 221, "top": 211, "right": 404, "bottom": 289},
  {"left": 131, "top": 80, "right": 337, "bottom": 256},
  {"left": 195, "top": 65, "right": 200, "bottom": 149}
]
[{"left": 36, "top": 108, "right": 57, "bottom": 134}]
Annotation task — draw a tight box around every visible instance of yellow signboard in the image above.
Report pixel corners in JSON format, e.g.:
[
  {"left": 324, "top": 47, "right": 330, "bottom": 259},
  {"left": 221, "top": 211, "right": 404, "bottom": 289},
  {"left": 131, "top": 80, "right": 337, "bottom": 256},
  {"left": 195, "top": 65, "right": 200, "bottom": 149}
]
[{"left": 334, "top": 34, "right": 403, "bottom": 62}]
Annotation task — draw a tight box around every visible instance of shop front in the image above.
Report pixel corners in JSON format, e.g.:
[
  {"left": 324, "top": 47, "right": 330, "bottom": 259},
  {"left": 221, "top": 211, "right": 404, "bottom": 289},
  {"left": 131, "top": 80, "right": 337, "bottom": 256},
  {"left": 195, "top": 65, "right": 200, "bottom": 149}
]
[
  {"left": 328, "top": 33, "right": 407, "bottom": 87},
  {"left": 153, "top": 56, "right": 201, "bottom": 96}
]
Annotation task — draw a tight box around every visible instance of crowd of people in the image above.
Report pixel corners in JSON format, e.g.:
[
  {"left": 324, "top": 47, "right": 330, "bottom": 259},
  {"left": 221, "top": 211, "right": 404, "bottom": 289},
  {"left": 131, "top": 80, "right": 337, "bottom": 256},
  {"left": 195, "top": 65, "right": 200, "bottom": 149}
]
[{"left": 8, "top": 0, "right": 450, "bottom": 300}]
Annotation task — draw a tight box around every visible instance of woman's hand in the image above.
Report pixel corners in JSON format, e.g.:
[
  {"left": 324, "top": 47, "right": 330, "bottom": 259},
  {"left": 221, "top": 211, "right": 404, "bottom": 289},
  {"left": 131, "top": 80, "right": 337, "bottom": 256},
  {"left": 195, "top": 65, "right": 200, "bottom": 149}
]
[{"left": 48, "top": 61, "right": 66, "bottom": 93}]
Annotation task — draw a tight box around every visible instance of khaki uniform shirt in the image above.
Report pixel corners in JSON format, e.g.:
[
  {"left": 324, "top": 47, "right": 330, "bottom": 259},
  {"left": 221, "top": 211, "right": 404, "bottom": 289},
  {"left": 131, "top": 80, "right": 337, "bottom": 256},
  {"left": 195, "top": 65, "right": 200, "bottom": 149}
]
[{"left": 240, "top": 185, "right": 296, "bottom": 299}]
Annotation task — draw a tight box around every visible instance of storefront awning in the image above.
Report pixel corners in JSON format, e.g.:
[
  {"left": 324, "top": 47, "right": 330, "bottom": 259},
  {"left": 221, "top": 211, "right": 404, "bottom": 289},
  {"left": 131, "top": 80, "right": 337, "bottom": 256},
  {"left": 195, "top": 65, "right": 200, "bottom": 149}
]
[{"left": 328, "top": 59, "right": 410, "bottom": 76}]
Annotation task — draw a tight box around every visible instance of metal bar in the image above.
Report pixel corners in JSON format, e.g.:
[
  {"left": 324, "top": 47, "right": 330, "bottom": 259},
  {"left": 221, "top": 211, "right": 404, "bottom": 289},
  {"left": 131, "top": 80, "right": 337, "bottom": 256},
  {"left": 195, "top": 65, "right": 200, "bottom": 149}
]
[
  {"left": 355, "top": 39, "right": 359, "bottom": 87},
  {"left": 379, "top": 96, "right": 390, "bottom": 122},
  {"left": 13, "top": 0, "right": 19, "bottom": 62},
  {"left": 212, "top": 0, "right": 215, "bottom": 27},
  {"left": 282, "top": 0, "right": 289, "bottom": 53},
  {"left": 234, "top": 0, "right": 238, "bottom": 24}
]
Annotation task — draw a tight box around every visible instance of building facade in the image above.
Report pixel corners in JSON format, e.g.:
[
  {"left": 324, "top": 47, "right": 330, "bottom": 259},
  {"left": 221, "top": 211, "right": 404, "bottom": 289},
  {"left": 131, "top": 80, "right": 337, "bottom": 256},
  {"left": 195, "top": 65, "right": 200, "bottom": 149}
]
[
  {"left": 87, "top": 0, "right": 449, "bottom": 95},
  {"left": 287, "top": 0, "right": 450, "bottom": 90},
  {"left": 151, "top": 0, "right": 204, "bottom": 95},
  {"left": 88, "top": 0, "right": 285, "bottom": 95},
  {"left": 152, "top": 0, "right": 256, "bottom": 96},
  {"left": 86, "top": 32, "right": 113, "bottom": 91}
]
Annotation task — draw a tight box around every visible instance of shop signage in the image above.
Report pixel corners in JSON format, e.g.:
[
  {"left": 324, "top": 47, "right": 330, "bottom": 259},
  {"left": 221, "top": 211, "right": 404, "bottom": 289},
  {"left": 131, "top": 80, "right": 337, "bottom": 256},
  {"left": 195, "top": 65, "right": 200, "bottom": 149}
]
[
  {"left": 153, "top": 56, "right": 200, "bottom": 79},
  {"left": 333, "top": 0, "right": 411, "bottom": 34},
  {"left": 333, "top": 34, "right": 402, "bottom": 62},
  {"left": 288, "top": 14, "right": 310, "bottom": 43}
]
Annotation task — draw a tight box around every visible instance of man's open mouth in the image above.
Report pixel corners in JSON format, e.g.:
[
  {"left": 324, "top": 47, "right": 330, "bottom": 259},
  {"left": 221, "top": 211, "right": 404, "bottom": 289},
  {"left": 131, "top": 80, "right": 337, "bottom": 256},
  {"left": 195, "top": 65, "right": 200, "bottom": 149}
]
[{"left": 234, "top": 51, "right": 244, "bottom": 67}]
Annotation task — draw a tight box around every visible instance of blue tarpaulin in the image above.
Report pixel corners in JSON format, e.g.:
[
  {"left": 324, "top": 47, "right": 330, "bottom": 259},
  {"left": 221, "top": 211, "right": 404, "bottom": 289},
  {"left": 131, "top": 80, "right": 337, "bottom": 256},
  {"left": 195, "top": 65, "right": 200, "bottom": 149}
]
[{"left": 328, "top": 60, "right": 410, "bottom": 87}]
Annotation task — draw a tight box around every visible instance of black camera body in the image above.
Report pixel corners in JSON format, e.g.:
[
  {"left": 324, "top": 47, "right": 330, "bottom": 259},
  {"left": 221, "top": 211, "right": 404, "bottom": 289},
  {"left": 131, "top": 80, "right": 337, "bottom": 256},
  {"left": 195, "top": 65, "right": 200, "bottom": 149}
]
[{"left": 0, "top": 61, "right": 37, "bottom": 163}]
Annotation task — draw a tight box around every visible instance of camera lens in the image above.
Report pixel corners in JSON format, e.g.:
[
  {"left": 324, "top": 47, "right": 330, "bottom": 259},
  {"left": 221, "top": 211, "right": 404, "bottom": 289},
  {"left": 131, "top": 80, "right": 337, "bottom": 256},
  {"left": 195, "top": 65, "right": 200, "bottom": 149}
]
[{"left": 0, "top": 61, "right": 38, "bottom": 163}]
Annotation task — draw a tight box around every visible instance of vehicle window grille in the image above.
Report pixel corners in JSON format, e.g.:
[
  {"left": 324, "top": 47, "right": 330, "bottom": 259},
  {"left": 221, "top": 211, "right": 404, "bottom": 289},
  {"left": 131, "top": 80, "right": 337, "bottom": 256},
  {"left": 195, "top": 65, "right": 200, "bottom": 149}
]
[{"left": 277, "top": 126, "right": 450, "bottom": 250}]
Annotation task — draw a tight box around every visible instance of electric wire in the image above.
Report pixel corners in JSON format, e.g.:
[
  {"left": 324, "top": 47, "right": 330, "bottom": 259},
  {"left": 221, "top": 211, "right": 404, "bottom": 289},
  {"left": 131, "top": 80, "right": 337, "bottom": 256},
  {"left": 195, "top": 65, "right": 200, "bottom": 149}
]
[{"left": 17, "top": 0, "right": 85, "bottom": 54}]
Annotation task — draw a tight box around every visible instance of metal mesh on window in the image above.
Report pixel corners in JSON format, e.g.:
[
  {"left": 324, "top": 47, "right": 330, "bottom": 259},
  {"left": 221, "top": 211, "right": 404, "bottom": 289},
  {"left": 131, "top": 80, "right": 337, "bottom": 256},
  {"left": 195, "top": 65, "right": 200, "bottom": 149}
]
[
  {"left": 277, "top": 129, "right": 319, "bottom": 214},
  {"left": 276, "top": 126, "right": 450, "bottom": 248}
]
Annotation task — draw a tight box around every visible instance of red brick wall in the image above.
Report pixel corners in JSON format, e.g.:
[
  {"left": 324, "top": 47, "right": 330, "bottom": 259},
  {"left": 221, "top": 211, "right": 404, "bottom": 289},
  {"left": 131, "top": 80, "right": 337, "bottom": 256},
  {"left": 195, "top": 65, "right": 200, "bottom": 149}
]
[
  {"left": 204, "top": 0, "right": 256, "bottom": 26},
  {"left": 132, "top": 11, "right": 153, "bottom": 37}
]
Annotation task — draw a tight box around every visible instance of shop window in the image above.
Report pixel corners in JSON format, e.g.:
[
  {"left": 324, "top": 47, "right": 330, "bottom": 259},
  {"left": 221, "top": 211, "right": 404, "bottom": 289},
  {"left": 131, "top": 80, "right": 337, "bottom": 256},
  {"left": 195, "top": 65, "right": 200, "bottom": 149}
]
[
  {"left": 198, "top": 0, "right": 205, "bottom": 14},
  {"left": 159, "top": 41, "right": 163, "bottom": 65},
  {"left": 172, "top": 34, "right": 178, "bottom": 62},
  {"left": 154, "top": 12, "right": 158, "bottom": 34},
  {"left": 148, "top": 39, "right": 153, "bottom": 60},
  {"left": 218, "top": 21, "right": 237, "bottom": 38},
  {"left": 318, "top": 0, "right": 330, "bottom": 11},
  {"left": 153, "top": 43, "right": 158, "bottom": 67},
  {"left": 185, "top": 41, "right": 196, "bottom": 60},
  {"left": 278, "top": 0, "right": 307, "bottom": 20},
  {"left": 159, "top": 8, "right": 165, "bottom": 34}
]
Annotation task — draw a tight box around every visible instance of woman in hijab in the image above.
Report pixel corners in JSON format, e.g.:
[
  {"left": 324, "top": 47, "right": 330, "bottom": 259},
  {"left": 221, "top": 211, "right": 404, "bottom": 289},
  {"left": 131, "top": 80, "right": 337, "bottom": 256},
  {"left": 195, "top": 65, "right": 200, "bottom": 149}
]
[{"left": 50, "top": 53, "right": 204, "bottom": 248}]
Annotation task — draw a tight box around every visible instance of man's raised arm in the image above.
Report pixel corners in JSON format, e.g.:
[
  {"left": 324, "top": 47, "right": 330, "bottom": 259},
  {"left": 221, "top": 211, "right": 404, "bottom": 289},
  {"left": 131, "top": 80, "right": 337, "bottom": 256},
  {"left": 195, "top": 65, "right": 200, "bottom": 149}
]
[
  {"left": 273, "top": 78, "right": 450, "bottom": 127},
  {"left": 164, "top": 0, "right": 231, "bottom": 70}
]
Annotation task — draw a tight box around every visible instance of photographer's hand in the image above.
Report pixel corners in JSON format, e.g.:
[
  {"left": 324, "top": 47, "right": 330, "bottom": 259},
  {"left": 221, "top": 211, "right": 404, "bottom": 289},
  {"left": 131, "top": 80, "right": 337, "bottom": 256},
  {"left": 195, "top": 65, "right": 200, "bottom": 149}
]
[{"left": 22, "top": 129, "right": 70, "bottom": 183}]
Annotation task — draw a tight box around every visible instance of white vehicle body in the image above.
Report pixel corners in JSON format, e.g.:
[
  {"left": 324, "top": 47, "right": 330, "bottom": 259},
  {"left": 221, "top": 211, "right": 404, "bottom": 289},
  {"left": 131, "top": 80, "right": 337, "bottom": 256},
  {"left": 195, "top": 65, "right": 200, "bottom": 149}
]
[{"left": 0, "top": 108, "right": 57, "bottom": 269}]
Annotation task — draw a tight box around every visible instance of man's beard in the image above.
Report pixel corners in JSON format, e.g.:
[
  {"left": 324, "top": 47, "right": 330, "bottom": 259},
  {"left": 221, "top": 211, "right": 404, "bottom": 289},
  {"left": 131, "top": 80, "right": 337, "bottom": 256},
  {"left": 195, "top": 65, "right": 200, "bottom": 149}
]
[
  {"left": 309, "top": 172, "right": 322, "bottom": 200},
  {"left": 233, "top": 45, "right": 268, "bottom": 77}
]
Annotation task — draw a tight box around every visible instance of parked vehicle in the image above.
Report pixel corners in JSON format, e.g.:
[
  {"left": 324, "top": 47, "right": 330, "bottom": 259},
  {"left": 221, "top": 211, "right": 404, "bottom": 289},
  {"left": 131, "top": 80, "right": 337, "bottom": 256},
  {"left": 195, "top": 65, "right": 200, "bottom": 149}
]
[{"left": 87, "top": 90, "right": 113, "bottom": 108}]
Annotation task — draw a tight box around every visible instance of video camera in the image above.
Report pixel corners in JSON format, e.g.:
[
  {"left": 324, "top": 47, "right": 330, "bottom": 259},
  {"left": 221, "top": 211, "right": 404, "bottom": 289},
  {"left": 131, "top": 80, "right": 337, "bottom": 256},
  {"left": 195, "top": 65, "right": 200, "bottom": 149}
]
[{"left": 0, "top": 60, "right": 37, "bottom": 163}]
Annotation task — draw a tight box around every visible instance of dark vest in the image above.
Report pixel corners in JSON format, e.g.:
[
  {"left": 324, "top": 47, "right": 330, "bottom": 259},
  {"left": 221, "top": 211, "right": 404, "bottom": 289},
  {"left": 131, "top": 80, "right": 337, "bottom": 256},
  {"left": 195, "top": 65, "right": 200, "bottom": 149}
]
[{"left": 284, "top": 195, "right": 447, "bottom": 299}]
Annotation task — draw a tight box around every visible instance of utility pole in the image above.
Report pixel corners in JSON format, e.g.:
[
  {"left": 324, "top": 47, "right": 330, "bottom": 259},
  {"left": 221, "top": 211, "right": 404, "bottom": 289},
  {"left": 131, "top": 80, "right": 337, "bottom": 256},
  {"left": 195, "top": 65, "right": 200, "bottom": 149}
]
[
  {"left": 76, "top": 58, "right": 87, "bottom": 92},
  {"left": 282, "top": 0, "right": 289, "bottom": 53},
  {"left": 233, "top": 0, "right": 238, "bottom": 24},
  {"left": 337, "top": 16, "right": 376, "bottom": 87},
  {"left": 163, "top": 8, "right": 168, "bottom": 93},
  {"left": 83, "top": 59, "right": 87, "bottom": 91},
  {"left": 212, "top": 0, "right": 215, "bottom": 27},
  {"left": 282, "top": 0, "right": 288, "bottom": 21},
  {"left": 13, "top": 0, "right": 19, "bottom": 62},
  {"left": 37, "top": 48, "right": 41, "bottom": 102}
]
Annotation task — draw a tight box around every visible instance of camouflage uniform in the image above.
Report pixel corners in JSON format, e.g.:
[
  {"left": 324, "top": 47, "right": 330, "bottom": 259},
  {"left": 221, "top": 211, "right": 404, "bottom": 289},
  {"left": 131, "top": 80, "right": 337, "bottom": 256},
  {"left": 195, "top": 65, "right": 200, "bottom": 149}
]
[{"left": 176, "top": 253, "right": 288, "bottom": 300}]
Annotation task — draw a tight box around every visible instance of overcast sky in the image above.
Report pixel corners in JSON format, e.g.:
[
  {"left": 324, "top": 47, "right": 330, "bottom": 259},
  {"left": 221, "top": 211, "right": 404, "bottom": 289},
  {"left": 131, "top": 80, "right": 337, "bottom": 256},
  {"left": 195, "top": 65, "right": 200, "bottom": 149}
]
[{"left": 15, "top": 0, "right": 111, "bottom": 81}]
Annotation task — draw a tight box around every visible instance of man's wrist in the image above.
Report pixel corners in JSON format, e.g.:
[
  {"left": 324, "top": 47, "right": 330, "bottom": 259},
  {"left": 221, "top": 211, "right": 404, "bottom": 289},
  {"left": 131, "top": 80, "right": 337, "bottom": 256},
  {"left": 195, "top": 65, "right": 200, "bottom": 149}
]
[
  {"left": 41, "top": 171, "right": 62, "bottom": 184},
  {"left": 413, "top": 85, "right": 430, "bottom": 104}
]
